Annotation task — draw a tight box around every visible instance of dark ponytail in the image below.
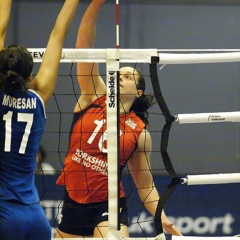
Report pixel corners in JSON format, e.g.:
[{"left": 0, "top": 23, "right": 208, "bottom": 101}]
[
  {"left": 0, "top": 70, "right": 28, "bottom": 93},
  {"left": 130, "top": 93, "right": 155, "bottom": 126},
  {"left": 0, "top": 45, "right": 33, "bottom": 93},
  {"left": 129, "top": 68, "right": 156, "bottom": 126}
]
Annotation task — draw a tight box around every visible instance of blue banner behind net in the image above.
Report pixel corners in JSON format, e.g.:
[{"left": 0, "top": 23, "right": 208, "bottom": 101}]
[{"left": 35, "top": 174, "right": 240, "bottom": 237}]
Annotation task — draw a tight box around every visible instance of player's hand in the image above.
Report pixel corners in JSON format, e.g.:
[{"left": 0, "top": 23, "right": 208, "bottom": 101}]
[
  {"left": 161, "top": 211, "right": 182, "bottom": 236},
  {"left": 162, "top": 219, "right": 182, "bottom": 236}
]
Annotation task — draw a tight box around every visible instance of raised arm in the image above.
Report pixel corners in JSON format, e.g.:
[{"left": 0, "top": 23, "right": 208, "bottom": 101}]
[
  {"left": 74, "top": 0, "right": 106, "bottom": 112},
  {"left": 29, "top": 0, "right": 80, "bottom": 105},
  {"left": 0, "top": 0, "right": 12, "bottom": 51},
  {"left": 128, "top": 129, "right": 182, "bottom": 236}
]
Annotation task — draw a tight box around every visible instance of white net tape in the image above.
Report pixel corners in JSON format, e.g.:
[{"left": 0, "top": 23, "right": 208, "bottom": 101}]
[
  {"left": 29, "top": 48, "right": 240, "bottom": 64},
  {"left": 159, "top": 52, "right": 240, "bottom": 64},
  {"left": 28, "top": 48, "right": 158, "bottom": 63}
]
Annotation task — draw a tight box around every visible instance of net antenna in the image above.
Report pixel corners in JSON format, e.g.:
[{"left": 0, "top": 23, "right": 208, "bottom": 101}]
[{"left": 116, "top": 0, "right": 119, "bottom": 49}]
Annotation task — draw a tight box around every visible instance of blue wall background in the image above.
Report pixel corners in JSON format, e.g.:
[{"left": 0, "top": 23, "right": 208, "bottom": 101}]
[{"left": 35, "top": 174, "right": 240, "bottom": 238}]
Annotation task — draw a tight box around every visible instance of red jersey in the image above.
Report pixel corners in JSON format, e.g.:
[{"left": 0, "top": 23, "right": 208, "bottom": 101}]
[{"left": 56, "top": 96, "right": 145, "bottom": 204}]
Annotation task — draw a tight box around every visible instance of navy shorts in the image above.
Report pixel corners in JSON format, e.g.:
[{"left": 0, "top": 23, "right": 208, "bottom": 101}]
[
  {"left": 0, "top": 200, "right": 51, "bottom": 240},
  {"left": 57, "top": 192, "right": 129, "bottom": 236}
]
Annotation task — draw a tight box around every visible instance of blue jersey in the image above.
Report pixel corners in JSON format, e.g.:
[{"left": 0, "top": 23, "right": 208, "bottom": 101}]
[{"left": 0, "top": 89, "right": 46, "bottom": 204}]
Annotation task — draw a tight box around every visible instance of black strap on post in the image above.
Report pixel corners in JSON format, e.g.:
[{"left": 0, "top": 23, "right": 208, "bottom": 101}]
[{"left": 149, "top": 57, "right": 181, "bottom": 235}]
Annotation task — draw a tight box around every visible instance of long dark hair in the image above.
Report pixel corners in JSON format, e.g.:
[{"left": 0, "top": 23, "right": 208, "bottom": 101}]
[
  {"left": 129, "top": 68, "right": 156, "bottom": 126},
  {"left": 0, "top": 45, "right": 33, "bottom": 93}
]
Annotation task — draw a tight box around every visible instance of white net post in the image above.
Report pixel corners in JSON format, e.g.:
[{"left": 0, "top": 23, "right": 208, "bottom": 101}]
[
  {"left": 182, "top": 173, "right": 240, "bottom": 185},
  {"left": 175, "top": 112, "right": 240, "bottom": 124},
  {"left": 106, "top": 49, "right": 121, "bottom": 240}
]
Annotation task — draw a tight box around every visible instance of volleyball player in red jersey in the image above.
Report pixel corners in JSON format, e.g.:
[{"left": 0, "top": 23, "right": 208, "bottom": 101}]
[{"left": 56, "top": 0, "right": 182, "bottom": 238}]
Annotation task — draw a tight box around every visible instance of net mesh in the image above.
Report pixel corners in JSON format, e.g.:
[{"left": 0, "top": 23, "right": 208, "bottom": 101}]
[
  {"left": 35, "top": 58, "right": 171, "bottom": 239},
  {"left": 33, "top": 49, "right": 240, "bottom": 239}
]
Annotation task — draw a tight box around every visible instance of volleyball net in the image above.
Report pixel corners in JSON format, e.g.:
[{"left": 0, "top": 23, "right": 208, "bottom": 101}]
[{"left": 31, "top": 48, "right": 240, "bottom": 240}]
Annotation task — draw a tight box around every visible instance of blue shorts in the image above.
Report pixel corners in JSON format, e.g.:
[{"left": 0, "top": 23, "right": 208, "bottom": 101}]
[
  {"left": 0, "top": 200, "right": 51, "bottom": 240},
  {"left": 57, "top": 192, "right": 129, "bottom": 236}
]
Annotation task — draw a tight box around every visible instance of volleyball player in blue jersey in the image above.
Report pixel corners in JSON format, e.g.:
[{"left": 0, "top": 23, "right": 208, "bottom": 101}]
[{"left": 0, "top": 0, "right": 80, "bottom": 239}]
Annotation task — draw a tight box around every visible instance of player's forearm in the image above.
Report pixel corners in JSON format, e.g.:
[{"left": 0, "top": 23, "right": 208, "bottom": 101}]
[
  {"left": 139, "top": 188, "right": 182, "bottom": 236},
  {"left": 76, "top": 0, "right": 103, "bottom": 48},
  {"left": 0, "top": 0, "right": 12, "bottom": 50},
  {"left": 33, "top": 0, "right": 80, "bottom": 104},
  {"left": 138, "top": 187, "right": 159, "bottom": 217},
  {"left": 51, "top": 0, "right": 80, "bottom": 43}
]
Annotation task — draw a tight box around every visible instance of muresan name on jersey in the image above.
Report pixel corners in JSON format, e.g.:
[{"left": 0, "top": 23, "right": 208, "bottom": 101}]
[{"left": 2, "top": 94, "right": 37, "bottom": 109}]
